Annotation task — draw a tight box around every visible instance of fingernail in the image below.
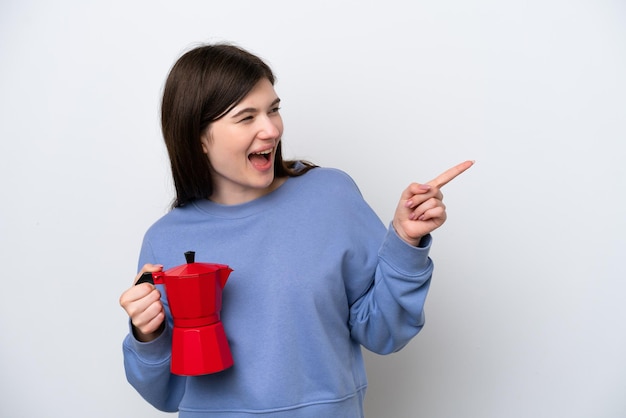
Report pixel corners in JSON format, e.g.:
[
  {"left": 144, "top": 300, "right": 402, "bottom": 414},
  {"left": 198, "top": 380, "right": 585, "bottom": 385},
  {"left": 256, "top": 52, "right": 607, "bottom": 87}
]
[
  {"left": 419, "top": 184, "right": 431, "bottom": 191},
  {"left": 405, "top": 200, "right": 413, "bottom": 208}
]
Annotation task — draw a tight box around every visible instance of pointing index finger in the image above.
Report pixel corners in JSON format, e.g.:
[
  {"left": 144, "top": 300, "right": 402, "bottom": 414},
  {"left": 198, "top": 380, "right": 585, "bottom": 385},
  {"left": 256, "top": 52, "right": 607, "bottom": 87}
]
[{"left": 427, "top": 160, "right": 474, "bottom": 188}]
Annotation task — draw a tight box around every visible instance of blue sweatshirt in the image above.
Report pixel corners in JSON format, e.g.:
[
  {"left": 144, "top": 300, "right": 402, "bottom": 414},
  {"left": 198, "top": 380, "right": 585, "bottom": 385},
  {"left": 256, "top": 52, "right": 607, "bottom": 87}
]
[{"left": 123, "top": 167, "right": 433, "bottom": 417}]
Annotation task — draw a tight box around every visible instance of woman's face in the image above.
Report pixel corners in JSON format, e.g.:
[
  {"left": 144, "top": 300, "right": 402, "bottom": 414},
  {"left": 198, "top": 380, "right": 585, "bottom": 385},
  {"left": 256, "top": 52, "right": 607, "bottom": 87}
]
[{"left": 201, "top": 78, "right": 284, "bottom": 205}]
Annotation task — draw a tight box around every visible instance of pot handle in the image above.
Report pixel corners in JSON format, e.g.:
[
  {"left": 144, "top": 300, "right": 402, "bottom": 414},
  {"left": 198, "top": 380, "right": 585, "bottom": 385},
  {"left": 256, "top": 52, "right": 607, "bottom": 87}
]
[
  {"left": 135, "top": 272, "right": 154, "bottom": 286},
  {"left": 135, "top": 272, "right": 165, "bottom": 286}
]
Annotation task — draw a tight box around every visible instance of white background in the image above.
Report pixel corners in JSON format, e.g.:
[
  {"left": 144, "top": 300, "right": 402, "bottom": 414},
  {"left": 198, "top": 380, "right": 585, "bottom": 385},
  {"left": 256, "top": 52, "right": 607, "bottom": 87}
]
[{"left": 1, "top": 1, "right": 625, "bottom": 417}]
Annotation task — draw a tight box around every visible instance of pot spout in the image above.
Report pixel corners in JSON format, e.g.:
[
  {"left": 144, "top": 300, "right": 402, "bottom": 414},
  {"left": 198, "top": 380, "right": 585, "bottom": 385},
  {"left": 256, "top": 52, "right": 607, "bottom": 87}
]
[{"left": 218, "top": 266, "right": 233, "bottom": 289}]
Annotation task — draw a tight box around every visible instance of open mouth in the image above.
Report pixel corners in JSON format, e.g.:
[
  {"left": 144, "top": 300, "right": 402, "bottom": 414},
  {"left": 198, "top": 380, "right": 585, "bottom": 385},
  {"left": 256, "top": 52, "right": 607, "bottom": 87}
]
[{"left": 248, "top": 149, "right": 273, "bottom": 169}]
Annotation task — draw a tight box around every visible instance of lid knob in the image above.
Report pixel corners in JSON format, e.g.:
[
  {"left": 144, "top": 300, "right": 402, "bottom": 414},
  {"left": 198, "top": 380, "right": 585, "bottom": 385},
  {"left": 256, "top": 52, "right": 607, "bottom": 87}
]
[{"left": 184, "top": 251, "right": 195, "bottom": 264}]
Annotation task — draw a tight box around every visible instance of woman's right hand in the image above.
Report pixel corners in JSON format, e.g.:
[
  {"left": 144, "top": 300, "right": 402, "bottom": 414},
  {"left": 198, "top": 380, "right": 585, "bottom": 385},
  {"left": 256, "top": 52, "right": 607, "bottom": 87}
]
[{"left": 119, "top": 264, "right": 165, "bottom": 342}]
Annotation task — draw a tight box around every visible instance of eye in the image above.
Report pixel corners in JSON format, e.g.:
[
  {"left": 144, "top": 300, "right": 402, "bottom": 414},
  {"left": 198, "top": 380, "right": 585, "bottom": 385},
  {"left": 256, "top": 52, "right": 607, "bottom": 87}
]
[
  {"left": 239, "top": 115, "right": 254, "bottom": 123},
  {"left": 270, "top": 106, "right": 281, "bottom": 114}
]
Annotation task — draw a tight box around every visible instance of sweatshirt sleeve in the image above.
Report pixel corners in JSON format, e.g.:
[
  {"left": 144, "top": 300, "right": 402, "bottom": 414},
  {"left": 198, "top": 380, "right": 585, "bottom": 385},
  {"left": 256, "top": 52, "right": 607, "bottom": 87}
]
[
  {"left": 348, "top": 223, "right": 433, "bottom": 355},
  {"left": 121, "top": 237, "right": 187, "bottom": 412},
  {"left": 122, "top": 321, "right": 187, "bottom": 411}
]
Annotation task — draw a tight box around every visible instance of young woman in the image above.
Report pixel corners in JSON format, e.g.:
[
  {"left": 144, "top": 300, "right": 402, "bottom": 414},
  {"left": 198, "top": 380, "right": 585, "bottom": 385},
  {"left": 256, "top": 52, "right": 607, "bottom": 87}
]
[{"left": 119, "top": 43, "right": 472, "bottom": 417}]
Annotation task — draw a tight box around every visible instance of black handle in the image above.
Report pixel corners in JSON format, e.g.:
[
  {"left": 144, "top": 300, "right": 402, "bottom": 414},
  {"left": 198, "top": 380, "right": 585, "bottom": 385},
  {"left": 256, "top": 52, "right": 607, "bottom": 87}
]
[
  {"left": 135, "top": 272, "right": 154, "bottom": 286},
  {"left": 184, "top": 251, "right": 195, "bottom": 264}
]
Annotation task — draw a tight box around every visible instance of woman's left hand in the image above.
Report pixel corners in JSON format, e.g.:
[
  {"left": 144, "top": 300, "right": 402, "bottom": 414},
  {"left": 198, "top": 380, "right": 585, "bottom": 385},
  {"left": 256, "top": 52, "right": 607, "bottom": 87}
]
[{"left": 392, "top": 160, "right": 474, "bottom": 246}]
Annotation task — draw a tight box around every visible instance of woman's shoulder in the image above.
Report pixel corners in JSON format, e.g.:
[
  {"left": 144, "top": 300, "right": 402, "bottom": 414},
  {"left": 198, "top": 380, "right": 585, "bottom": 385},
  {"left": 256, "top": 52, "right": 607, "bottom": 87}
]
[
  {"left": 142, "top": 204, "right": 197, "bottom": 237},
  {"left": 294, "top": 165, "right": 363, "bottom": 199},
  {"left": 301, "top": 165, "right": 358, "bottom": 186}
]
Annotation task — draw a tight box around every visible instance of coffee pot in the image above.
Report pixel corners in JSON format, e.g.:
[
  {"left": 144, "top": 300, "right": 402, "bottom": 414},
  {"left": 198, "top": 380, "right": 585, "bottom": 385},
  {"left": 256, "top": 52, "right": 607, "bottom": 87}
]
[{"left": 137, "top": 251, "right": 233, "bottom": 376}]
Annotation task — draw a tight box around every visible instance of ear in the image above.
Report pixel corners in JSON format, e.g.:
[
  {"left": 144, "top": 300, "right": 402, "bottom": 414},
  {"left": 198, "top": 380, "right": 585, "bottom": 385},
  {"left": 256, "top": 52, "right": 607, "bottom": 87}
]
[{"left": 200, "top": 131, "right": 210, "bottom": 154}]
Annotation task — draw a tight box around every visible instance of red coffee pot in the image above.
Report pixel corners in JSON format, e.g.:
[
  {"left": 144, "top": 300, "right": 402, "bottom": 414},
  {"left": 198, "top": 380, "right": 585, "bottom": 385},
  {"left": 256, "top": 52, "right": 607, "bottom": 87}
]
[{"left": 137, "top": 251, "right": 233, "bottom": 376}]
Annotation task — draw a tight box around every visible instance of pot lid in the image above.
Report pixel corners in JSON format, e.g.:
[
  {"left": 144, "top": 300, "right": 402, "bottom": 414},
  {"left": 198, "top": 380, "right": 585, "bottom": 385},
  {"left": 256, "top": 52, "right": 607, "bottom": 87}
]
[{"left": 164, "top": 251, "right": 231, "bottom": 278}]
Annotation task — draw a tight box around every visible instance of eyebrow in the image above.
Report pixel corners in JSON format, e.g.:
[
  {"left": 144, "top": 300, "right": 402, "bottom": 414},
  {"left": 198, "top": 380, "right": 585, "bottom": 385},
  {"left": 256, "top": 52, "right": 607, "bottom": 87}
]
[{"left": 229, "top": 97, "right": 281, "bottom": 119}]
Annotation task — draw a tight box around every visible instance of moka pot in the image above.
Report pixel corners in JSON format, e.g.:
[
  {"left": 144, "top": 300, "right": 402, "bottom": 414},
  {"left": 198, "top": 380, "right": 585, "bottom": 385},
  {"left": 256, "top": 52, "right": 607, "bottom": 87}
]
[{"left": 137, "top": 251, "right": 233, "bottom": 376}]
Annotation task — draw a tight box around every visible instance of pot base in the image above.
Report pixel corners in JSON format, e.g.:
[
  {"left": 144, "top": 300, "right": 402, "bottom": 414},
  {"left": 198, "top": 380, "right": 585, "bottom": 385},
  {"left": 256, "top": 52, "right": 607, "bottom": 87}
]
[{"left": 171, "top": 321, "right": 233, "bottom": 376}]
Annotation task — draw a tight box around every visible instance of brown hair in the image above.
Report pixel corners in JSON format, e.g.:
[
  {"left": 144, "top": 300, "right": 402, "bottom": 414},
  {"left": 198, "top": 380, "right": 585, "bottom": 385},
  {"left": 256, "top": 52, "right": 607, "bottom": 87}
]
[{"left": 160, "top": 43, "right": 315, "bottom": 207}]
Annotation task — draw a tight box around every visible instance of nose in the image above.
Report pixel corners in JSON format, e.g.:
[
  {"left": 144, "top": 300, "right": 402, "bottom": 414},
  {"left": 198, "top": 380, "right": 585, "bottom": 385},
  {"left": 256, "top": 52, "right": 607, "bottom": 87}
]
[{"left": 257, "top": 114, "right": 282, "bottom": 140}]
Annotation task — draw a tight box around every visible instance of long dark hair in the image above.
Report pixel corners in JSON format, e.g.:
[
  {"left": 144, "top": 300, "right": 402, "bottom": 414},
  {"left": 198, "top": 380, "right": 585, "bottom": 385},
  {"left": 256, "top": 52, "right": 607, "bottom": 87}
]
[{"left": 161, "top": 43, "right": 315, "bottom": 207}]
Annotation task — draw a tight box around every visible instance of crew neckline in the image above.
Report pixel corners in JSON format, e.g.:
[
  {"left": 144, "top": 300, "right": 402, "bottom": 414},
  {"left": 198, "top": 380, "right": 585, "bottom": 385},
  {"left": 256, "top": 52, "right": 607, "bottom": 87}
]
[{"left": 190, "top": 176, "right": 295, "bottom": 219}]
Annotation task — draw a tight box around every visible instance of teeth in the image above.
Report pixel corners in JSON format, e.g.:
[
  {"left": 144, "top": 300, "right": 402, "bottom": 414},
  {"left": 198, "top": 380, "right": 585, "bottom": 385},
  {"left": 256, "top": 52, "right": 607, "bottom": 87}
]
[{"left": 253, "top": 150, "right": 271, "bottom": 155}]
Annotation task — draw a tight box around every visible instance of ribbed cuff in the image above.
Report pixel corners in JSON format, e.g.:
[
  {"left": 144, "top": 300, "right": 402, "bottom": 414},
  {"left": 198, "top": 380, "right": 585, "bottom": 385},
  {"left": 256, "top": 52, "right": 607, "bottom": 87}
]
[{"left": 378, "top": 223, "right": 432, "bottom": 275}]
